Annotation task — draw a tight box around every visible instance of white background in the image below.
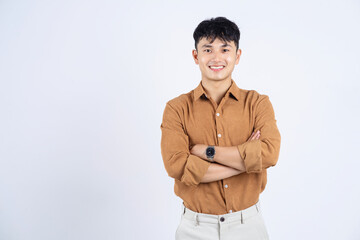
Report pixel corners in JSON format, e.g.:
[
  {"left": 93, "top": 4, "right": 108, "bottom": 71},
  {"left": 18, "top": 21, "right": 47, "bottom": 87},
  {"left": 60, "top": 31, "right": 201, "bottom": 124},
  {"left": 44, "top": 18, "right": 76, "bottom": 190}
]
[{"left": 1, "top": 0, "right": 359, "bottom": 239}]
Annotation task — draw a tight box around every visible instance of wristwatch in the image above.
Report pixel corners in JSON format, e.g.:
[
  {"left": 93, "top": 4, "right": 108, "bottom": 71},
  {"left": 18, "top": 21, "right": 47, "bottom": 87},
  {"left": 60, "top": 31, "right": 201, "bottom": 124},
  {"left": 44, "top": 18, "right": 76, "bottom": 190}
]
[{"left": 205, "top": 145, "right": 216, "bottom": 162}]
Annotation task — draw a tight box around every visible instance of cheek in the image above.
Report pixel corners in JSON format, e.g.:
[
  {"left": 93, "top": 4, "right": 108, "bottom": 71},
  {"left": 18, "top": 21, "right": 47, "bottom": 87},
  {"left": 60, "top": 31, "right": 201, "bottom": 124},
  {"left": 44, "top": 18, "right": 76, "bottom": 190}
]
[
  {"left": 199, "top": 64, "right": 207, "bottom": 71},
  {"left": 225, "top": 56, "right": 235, "bottom": 63},
  {"left": 200, "top": 63, "right": 209, "bottom": 70},
  {"left": 199, "top": 60, "right": 207, "bottom": 66}
]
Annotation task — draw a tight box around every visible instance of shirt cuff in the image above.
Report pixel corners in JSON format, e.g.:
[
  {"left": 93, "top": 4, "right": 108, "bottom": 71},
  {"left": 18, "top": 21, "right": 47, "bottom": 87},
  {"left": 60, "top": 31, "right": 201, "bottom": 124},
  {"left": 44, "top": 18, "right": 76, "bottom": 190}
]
[
  {"left": 236, "top": 139, "right": 262, "bottom": 173},
  {"left": 181, "top": 154, "right": 212, "bottom": 186}
]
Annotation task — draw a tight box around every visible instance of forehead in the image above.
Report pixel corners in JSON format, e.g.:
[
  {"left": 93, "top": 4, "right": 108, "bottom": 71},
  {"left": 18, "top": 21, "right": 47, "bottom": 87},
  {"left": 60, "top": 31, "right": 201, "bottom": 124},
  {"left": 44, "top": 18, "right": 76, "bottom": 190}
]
[{"left": 199, "top": 37, "right": 235, "bottom": 48}]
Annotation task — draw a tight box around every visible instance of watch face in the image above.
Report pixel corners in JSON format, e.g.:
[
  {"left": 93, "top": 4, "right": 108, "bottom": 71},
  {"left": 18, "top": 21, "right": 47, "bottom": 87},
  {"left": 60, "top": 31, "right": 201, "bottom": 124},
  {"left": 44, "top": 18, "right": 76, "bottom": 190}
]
[{"left": 206, "top": 147, "right": 215, "bottom": 156}]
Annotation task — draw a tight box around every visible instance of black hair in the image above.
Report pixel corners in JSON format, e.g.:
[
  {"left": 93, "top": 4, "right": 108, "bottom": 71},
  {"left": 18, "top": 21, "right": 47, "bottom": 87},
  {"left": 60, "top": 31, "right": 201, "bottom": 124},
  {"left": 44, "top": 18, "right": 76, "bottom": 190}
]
[{"left": 193, "top": 17, "right": 240, "bottom": 51}]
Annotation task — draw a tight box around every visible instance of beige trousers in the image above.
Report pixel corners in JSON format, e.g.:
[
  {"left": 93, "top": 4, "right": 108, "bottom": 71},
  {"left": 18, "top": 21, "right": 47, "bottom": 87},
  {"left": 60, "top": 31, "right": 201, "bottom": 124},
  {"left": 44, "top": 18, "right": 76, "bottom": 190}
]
[{"left": 175, "top": 200, "right": 270, "bottom": 240}]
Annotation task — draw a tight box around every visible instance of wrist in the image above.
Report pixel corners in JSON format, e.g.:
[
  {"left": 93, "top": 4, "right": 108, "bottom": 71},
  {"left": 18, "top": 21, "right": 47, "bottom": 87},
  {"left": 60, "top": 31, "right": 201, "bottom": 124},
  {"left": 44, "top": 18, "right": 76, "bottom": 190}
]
[{"left": 205, "top": 145, "right": 216, "bottom": 162}]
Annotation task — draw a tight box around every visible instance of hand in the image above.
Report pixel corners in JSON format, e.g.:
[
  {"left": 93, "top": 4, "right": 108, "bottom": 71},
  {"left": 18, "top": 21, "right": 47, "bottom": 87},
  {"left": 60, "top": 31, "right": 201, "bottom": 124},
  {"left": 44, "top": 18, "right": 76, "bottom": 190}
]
[{"left": 247, "top": 130, "right": 260, "bottom": 142}]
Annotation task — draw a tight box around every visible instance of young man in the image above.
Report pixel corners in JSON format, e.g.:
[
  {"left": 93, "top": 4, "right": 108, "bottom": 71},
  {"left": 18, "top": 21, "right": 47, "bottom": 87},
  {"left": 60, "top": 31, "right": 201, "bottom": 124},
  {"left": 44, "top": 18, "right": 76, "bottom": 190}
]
[{"left": 160, "top": 17, "right": 281, "bottom": 240}]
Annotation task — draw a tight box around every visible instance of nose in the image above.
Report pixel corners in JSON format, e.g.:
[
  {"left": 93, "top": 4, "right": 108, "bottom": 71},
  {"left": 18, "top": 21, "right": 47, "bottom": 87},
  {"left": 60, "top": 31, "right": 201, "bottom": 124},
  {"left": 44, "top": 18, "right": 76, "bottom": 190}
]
[{"left": 212, "top": 50, "right": 223, "bottom": 62}]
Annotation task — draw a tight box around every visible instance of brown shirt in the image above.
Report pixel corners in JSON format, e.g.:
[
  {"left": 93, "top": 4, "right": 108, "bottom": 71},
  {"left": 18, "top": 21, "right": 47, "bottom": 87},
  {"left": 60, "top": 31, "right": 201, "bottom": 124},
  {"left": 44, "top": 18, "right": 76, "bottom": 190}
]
[{"left": 160, "top": 79, "right": 281, "bottom": 215}]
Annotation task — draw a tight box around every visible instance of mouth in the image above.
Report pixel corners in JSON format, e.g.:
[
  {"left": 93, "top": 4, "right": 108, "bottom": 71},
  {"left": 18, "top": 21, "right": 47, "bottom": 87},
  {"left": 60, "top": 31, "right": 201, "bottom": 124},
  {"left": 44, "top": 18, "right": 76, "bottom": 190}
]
[{"left": 209, "top": 65, "right": 225, "bottom": 72}]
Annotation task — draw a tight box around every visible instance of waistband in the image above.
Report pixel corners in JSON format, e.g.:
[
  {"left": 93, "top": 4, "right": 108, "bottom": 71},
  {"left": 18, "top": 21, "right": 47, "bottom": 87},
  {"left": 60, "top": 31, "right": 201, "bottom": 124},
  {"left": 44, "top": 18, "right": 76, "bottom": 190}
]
[{"left": 181, "top": 199, "right": 261, "bottom": 225}]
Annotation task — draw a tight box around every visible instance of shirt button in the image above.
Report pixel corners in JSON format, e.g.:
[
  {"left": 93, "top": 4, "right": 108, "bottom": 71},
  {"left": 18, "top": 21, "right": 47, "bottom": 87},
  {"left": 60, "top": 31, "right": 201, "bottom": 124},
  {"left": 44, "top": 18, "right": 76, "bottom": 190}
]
[
  {"left": 220, "top": 217, "right": 225, "bottom": 222},
  {"left": 224, "top": 184, "right": 228, "bottom": 188},
  {"left": 216, "top": 113, "right": 220, "bottom": 116},
  {"left": 229, "top": 210, "right": 233, "bottom": 213},
  {"left": 218, "top": 133, "right": 221, "bottom": 137}
]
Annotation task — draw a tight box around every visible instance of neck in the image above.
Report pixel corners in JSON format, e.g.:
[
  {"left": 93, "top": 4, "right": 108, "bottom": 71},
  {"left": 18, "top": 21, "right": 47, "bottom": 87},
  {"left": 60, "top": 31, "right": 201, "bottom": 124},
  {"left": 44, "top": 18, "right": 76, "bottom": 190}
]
[{"left": 201, "top": 77, "right": 232, "bottom": 104}]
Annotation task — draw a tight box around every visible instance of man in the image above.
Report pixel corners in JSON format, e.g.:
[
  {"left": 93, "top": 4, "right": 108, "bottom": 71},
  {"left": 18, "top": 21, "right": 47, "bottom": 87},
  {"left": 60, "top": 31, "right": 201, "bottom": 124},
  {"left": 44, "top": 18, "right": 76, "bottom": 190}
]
[{"left": 160, "top": 16, "right": 281, "bottom": 240}]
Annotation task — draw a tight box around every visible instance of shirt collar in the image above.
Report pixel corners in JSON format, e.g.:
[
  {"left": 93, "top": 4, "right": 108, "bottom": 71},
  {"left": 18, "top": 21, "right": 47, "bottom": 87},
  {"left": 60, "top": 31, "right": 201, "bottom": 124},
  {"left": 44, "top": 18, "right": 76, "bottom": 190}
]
[{"left": 193, "top": 78, "right": 241, "bottom": 101}]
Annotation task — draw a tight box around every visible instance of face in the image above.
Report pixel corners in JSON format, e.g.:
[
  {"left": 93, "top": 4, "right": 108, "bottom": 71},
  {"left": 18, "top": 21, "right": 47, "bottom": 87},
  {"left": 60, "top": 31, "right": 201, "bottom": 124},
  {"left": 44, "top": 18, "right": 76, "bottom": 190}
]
[{"left": 192, "top": 37, "right": 241, "bottom": 82}]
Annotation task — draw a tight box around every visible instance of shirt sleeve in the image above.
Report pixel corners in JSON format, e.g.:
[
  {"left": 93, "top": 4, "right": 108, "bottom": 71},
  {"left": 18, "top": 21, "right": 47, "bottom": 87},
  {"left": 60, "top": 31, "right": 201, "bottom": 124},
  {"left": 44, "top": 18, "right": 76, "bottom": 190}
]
[
  {"left": 160, "top": 102, "right": 211, "bottom": 186},
  {"left": 236, "top": 95, "right": 281, "bottom": 173}
]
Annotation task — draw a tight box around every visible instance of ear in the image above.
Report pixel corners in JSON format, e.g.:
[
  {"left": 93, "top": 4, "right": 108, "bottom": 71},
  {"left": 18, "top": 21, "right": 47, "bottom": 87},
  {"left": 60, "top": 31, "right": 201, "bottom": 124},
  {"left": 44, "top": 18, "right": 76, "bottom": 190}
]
[
  {"left": 192, "top": 49, "right": 199, "bottom": 64},
  {"left": 235, "top": 48, "right": 242, "bottom": 65}
]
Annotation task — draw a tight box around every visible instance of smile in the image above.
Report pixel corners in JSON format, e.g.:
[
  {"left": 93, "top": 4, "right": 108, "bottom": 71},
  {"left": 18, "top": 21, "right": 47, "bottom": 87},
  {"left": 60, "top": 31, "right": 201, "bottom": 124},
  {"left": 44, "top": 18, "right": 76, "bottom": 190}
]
[{"left": 209, "top": 66, "right": 225, "bottom": 72}]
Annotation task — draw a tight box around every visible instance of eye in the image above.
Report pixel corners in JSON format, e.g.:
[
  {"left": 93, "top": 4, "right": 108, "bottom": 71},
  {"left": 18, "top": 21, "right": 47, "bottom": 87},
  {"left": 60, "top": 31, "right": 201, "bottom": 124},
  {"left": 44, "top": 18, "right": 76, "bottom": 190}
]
[
  {"left": 204, "top": 49, "right": 211, "bottom": 53},
  {"left": 223, "top": 49, "right": 229, "bottom": 52}
]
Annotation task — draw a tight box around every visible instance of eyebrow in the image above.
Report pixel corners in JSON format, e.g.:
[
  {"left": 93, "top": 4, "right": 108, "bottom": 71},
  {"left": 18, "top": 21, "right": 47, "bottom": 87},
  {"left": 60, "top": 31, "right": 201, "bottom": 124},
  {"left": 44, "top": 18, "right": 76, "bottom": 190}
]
[{"left": 201, "top": 43, "right": 233, "bottom": 48}]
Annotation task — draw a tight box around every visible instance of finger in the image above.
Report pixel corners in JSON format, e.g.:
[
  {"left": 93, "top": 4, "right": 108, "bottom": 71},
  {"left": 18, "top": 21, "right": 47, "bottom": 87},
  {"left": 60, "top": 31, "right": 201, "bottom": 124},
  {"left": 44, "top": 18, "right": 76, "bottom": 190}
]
[
  {"left": 252, "top": 131, "right": 260, "bottom": 140},
  {"left": 257, "top": 132, "right": 261, "bottom": 139},
  {"left": 247, "top": 132, "right": 254, "bottom": 141},
  {"left": 250, "top": 132, "right": 257, "bottom": 141}
]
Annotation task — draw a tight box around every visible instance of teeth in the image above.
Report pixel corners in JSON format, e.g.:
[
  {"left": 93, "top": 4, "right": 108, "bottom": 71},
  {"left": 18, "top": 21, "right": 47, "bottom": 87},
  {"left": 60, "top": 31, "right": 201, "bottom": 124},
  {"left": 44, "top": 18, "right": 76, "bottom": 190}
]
[{"left": 210, "top": 66, "right": 224, "bottom": 69}]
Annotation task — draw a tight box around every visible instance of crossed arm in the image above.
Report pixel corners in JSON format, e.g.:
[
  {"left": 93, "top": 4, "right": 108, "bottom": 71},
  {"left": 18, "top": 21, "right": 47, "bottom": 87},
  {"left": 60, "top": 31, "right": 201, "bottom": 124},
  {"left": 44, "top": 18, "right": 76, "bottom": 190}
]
[
  {"left": 160, "top": 96, "right": 281, "bottom": 187},
  {"left": 190, "top": 130, "right": 261, "bottom": 183}
]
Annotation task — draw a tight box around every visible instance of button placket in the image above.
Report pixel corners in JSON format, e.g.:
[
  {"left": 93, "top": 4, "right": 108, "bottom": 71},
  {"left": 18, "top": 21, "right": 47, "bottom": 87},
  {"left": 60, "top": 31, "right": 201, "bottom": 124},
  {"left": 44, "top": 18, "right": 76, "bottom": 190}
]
[
  {"left": 214, "top": 109, "right": 222, "bottom": 145},
  {"left": 224, "top": 183, "right": 230, "bottom": 214}
]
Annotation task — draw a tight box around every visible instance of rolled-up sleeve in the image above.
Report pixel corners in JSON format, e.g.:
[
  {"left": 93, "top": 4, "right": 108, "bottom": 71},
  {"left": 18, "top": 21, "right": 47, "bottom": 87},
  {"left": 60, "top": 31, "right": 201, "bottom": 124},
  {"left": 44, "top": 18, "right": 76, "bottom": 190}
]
[
  {"left": 237, "top": 95, "right": 281, "bottom": 173},
  {"left": 160, "top": 102, "right": 211, "bottom": 186}
]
